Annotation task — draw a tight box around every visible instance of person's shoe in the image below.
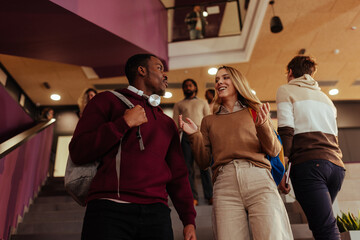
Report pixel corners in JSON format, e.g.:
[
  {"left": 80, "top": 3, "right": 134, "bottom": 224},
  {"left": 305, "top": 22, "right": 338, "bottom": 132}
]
[
  {"left": 208, "top": 198, "right": 213, "bottom": 205},
  {"left": 193, "top": 199, "right": 198, "bottom": 206}
]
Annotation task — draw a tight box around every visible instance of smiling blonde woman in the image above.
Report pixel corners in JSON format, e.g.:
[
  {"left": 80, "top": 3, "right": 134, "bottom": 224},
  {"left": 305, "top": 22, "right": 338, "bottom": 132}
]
[{"left": 179, "top": 66, "right": 293, "bottom": 240}]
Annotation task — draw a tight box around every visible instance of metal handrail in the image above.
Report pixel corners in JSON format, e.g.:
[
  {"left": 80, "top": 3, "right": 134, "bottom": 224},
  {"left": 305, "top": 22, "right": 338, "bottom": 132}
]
[{"left": 0, "top": 119, "right": 56, "bottom": 159}]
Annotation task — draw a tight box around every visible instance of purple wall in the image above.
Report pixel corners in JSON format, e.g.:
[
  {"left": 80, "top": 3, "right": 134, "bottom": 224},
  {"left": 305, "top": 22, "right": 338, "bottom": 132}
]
[
  {"left": 1, "top": 1, "right": 168, "bottom": 78},
  {"left": 0, "top": 85, "right": 34, "bottom": 143},
  {"left": 0, "top": 125, "right": 53, "bottom": 240},
  {"left": 50, "top": 0, "right": 168, "bottom": 63}
]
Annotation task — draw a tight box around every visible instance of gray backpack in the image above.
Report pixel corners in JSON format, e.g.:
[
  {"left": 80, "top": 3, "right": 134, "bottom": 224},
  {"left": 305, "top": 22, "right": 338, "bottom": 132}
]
[{"left": 64, "top": 90, "right": 144, "bottom": 206}]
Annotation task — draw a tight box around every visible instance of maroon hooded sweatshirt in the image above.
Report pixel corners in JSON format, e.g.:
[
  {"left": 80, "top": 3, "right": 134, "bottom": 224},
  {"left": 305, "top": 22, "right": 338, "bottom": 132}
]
[{"left": 69, "top": 88, "right": 196, "bottom": 226}]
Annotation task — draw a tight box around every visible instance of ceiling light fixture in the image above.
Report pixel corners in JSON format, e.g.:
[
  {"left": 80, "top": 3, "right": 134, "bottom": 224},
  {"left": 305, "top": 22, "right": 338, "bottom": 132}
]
[
  {"left": 269, "top": 0, "right": 283, "bottom": 33},
  {"left": 329, "top": 89, "right": 339, "bottom": 96},
  {"left": 50, "top": 94, "right": 61, "bottom": 101},
  {"left": 208, "top": 67, "right": 217, "bottom": 75},
  {"left": 164, "top": 91, "right": 173, "bottom": 98}
]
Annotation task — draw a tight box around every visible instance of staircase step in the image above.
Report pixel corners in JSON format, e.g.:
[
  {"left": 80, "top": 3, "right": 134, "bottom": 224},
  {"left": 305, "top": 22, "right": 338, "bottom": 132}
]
[
  {"left": 34, "top": 195, "right": 75, "bottom": 204},
  {"left": 23, "top": 210, "right": 85, "bottom": 222},
  {"left": 171, "top": 205, "right": 214, "bottom": 240},
  {"left": 43, "top": 177, "right": 65, "bottom": 184},
  {"left": 11, "top": 233, "right": 80, "bottom": 240},
  {"left": 16, "top": 221, "right": 82, "bottom": 234},
  {"left": 285, "top": 201, "right": 303, "bottom": 213},
  {"left": 37, "top": 189, "right": 69, "bottom": 197},
  {"left": 291, "top": 224, "right": 313, "bottom": 240},
  {"left": 28, "top": 202, "right": 83, "bottom": 212},
  {"left": 288, "top": 212, "right": 304, "bottom": 224}
]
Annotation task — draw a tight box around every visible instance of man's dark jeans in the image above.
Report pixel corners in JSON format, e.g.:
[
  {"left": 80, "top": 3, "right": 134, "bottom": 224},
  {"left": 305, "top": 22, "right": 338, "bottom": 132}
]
[
  {"left": 81, "top": 200, "right": 174, "bottom": 240},
  {"left": 290, "top": 159, "right": 345, "bottom": 240}
]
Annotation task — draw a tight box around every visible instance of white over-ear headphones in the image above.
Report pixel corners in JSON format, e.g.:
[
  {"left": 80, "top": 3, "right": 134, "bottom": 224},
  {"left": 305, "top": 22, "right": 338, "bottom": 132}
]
[
  {"left": 145, "top": 94, "right": 161, "bottom": 107},
  {"left": 127, "top": 85, "right": 161, "bottom": 107}
]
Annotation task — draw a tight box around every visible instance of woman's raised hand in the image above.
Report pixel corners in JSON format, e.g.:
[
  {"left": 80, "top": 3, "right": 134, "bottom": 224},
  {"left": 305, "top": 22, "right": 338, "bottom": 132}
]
[
  {"left": 179, "top": 114, "right": 198, "bottom": 135},
  {"left": 255, "top": 102, "right": 270, "bottom": 126}
]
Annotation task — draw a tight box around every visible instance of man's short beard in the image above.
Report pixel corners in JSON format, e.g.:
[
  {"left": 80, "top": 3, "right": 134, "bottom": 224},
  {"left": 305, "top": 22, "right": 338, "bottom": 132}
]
[
  {"left": 184, "top": 91, "right": 195, "bottom": 98},
  {"left": 158, "top": 89, "right": 165, "bottom": 96}
]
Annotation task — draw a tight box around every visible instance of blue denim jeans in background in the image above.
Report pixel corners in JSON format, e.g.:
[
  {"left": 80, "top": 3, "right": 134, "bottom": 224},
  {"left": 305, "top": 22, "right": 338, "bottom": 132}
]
[
  {"left": 189, "top": 29, "right": 203, "bottom": 40},
  {"left": 290, "top": 159, "right": 345, "bottom": 240}
]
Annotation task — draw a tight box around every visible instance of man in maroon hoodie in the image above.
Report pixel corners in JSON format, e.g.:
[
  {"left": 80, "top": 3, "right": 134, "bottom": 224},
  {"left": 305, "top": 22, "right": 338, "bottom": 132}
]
[{"left": 69, "top": 54, "right": 197, "bottom": 240}]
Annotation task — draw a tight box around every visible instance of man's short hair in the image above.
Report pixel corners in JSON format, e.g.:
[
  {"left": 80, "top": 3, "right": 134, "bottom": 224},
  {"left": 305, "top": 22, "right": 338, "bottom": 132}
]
[
  {"left": 287, "top": 56, "right": 317, "bottom": 78},
  {"left": 182, "top": 78, "right": 198, "bottom": 94},
  {"left": 125, "top": 54, "right": 156, "bottom": 84},
  {"left": 206, "top": 89, "right": 215, "bottom": 96}
]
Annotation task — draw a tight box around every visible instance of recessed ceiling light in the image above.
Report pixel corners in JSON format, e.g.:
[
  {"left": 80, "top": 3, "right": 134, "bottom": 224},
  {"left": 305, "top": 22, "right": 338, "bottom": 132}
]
[
  {"left": 50, "top": 94, "right": 61, "bottom": 101},
  {"left": 251, "top": 90, "right": 256, "bottom": 95},
  {"left": 203, "top": 11, "right": 208, "bottom": 17},
  {"left": 164, "top": 91, "right": 172, "bottom": 98},
  {"left": 333, "top": 49, "right": 340, "bottom": 54},
  {"left": 208, "top": 68, "right": 217, "bottom": 75},
  {"left": 329, "top": 89, "right": 339, "bottom": 95}
]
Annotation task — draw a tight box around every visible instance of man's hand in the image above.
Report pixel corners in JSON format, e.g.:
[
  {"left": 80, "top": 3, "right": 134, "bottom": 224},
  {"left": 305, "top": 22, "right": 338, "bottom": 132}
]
[
  {"left": 183, "top": 224, "right": 196, "bottom": 240},
  {"left": 278, "top": 174, "right": 291, "bottom": 194},
  {"left": 123, "top": 105, "right": 148, "bottom": 128}
]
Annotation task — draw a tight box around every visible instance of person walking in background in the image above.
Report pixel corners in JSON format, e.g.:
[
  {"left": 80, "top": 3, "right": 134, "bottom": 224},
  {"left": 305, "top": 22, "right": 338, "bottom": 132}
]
[
  {"left": 77, "top": 88, "right": 97, "bottom": 117},
  {"left": 185, "top": 5, "right": 207, "bottom": 40},
  {"left": 276, "top": 55, "right": 345, "bottom": 240},
  {"left": 205, "top": 88, "right": 215, "bottom": 114},
  {"left": 173, "top": 79, "right": 213, "bottom": 206},
  {"left": 179, "top": 66, "right": 293, "bottom": 240},
  {"left": 69, "top": 54, "right": 197, "bottom": 240}
]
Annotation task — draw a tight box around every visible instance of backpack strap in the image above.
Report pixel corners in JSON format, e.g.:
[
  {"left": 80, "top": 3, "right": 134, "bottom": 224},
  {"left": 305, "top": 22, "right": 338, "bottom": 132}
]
[
  {"left": 109, "top": 90, "right": 144, "bottom": 150},
  {"left": 248, "top": 108, "right": 257, "bottom": 123},
  {"left": 109, "top": 90, "right": 134, "bottom": 108},
  {"left": 109, "top": 90, "right": 145, "bottom": 198}
]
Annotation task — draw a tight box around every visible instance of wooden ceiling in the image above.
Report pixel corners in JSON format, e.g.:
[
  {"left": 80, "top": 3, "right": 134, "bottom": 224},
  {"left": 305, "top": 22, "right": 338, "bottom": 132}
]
[{"left": 1, "top": 0, "right": 360, "bottom": 107}]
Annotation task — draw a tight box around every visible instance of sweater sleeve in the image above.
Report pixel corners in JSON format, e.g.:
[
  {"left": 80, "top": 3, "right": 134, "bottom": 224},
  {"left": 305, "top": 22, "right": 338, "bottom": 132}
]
[
  {"left": 166, "top": 122, "right": 196, "bottom": 227},
  {"left": 69, "top": 92, "right": 130, "bottom": 165},
  {"left": 172, "top": 102, "right": 180, "bottom": 129},
  {"left": 256, "top": 119, "right": 281, "bottom": 157},
  {"left": 187, "top": 117, "right": 212, "bottom": 170},
  {"left": 276, "top": 86, "right": 295, "bottom": 157}
]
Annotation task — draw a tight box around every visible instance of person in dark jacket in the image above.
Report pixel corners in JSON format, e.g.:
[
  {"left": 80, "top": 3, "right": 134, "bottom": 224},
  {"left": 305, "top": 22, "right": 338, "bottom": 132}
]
[
  {"left": 69, "top": 54, "right": 197, "bottom": 240},
  {"left": 185, "top": 5, "right": 207, "bottom": 40}
]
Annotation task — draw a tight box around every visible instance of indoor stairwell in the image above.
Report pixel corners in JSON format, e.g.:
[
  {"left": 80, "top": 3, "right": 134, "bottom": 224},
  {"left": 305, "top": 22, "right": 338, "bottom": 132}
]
[{"left": 10, "top": 177, "right": 314, "bottom": 240}]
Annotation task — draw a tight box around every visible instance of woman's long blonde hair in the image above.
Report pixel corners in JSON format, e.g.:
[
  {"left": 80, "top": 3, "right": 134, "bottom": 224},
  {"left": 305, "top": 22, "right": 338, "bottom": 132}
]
[{"left": 213, "top": 66, "right": 261, "bottom": 113}]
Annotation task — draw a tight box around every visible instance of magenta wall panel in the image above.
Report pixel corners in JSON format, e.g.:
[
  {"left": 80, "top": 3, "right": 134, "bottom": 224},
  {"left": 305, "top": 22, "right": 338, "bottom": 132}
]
[{"left": 50, "top": 0, "right": 168, "bottom": 62}]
